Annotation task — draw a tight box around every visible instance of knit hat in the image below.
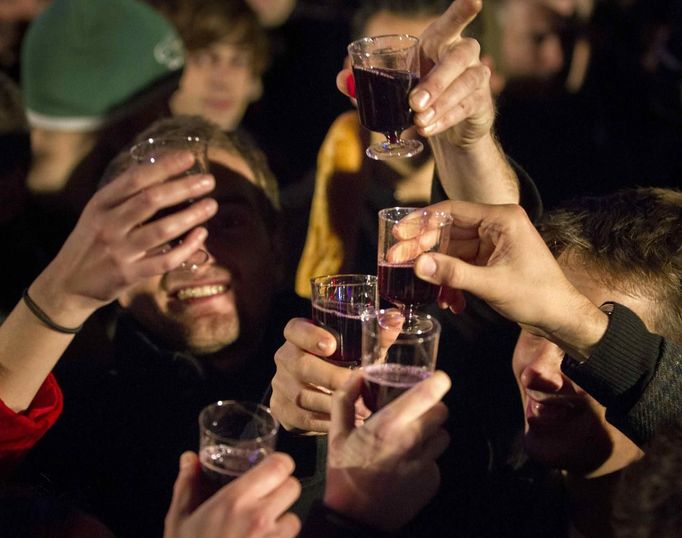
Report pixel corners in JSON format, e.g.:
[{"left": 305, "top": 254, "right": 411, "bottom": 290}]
[{"left": 21, "top": 0, "right": 184, "bottom": 131}]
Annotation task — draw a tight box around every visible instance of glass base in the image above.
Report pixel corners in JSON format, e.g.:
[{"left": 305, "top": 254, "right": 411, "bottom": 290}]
[{"left": 366, "top": 138, "right": 423, "bottom": 160}]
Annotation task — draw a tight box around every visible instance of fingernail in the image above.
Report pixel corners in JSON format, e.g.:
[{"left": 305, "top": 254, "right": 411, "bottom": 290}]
[
  {"left": 317, "top": 340, "right": 331, "bottom": 352},
  {"left": 198, "top": 174, "right": 214, "bottom": 188},
  {"left": 422, "top": 122, "right": 436, "bottom": 135},
  {"left": 346, "top": 73, "right": 356, "bottom": 98},
  {"left": 180, "top": 452, "right": 194, "bottom": 469},
  {"left": 411, "top": 90, "right": 430, "bottom": 110},
  {"left": 416, "top": 255, "right": 437, "bottom": 277}
]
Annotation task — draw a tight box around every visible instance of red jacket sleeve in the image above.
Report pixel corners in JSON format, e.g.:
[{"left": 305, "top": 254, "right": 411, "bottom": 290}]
[{"left": 0, "top": 373, "right": 63, "bottom": 473}]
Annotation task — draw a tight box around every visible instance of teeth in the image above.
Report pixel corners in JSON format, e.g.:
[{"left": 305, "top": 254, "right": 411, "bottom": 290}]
[{"left": 177, "top": 285, "right": 226, "bottom": 300}]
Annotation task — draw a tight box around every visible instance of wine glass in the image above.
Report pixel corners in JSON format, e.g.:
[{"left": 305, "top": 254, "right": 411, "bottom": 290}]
[
  {"left": 377, "top": 207, "right": 452, "bottom": 330},
  {"left": 310, "top": 274, "right": 378, "bottom": 368},
  {"left": 347, "top": 34, "right": 422, "bottom": 160},
  {"left": 198, "top": 400, "right": 278, "bottom": 495},
  {"left": 361, "top": 309, "right": 440, "bottom": 411},
  {"left": 130, "top": 136, "right": 210, "bottom": 271}
]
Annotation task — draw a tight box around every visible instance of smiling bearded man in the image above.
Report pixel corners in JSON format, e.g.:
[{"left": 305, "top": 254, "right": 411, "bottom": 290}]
[{"left": 23, "top": 116, "right": 318, "bottom": 538}]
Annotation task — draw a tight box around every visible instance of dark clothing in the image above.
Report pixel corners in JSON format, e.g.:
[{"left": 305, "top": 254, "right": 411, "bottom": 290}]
[
  {"left": 23, "top": 291, "right": 323, "bottom": 538},
  {"left": 562, "top": 302, "right": 682, "bottom": 447}
]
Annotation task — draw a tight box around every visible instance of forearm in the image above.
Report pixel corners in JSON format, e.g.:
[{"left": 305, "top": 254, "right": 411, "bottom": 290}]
[
  {"left": 0, "top": 273, "right": 93, "bottom": 413},
  {"left": 429, "top": 131, "right": 519, "bottom": 204}
]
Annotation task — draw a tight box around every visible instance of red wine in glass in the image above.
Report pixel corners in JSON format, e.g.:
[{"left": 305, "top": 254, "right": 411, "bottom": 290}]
[
  {"left": 353, "top": 66, "right": 420, "bottom": 143},
  {"left": 378, "top": 262, "right": 439, "bottom": 312},
  {"left": 361, "top": 363, "right": 432, "bottom": 412},
  {"left": 312, "top": 304, "right": 364, "bottom": 367},
  {"left": 199, "top": 444, "right": 268, "bottom": 497},
  {"left": 348, "top": 34, "right": 423, "bottom": 160}
]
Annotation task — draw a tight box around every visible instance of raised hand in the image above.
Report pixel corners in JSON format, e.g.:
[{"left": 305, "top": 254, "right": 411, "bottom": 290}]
[
  {"left": 411, "top": 0, "right": 494, "bottom": 145},
  {"left": 412, "top": 200, "right": 607, "bottom": 358},
  {"left": 30, "top": 151, "right": 217, "bottom": 328}
]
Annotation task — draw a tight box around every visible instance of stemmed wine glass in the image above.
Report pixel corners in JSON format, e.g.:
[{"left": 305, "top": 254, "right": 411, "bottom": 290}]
[
  {"left": 348, "top": 34, "right": 422, "bottom": 160},
  {"left": 377, "top": 207, "right": 452, "bottom": 331},
  {"left": 130, "top": 136, "right": 210, "bottom": 271}
]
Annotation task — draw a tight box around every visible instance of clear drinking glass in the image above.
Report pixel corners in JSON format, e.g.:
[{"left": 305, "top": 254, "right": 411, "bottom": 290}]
[
  {"left": 377, "top": 207, "right": 452, "bottom": 330},
  {"left": 198, "top": 400, "right": 279, "bottom": 493},
  {"left": 130, "top": 136, "right": 210, "bottom": 270},
  {"left": 310, "top": 274, "right": 378, "bottom": 368},
  {"left": 361, "top": 309, "right": 440, "bottom": 412},
  {"left": 348, "top": 34, "right": 422, "bottom": 160}
]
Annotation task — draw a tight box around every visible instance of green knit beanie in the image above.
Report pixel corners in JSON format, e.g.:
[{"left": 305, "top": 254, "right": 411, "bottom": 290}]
[{"left": 21, "top": 0, "right": 184, "bottom": 131}]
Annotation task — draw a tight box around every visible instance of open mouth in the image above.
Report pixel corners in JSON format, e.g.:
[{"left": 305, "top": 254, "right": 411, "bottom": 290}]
[{"left": 176, "top": 284, "right": 227, "bottom": 301}]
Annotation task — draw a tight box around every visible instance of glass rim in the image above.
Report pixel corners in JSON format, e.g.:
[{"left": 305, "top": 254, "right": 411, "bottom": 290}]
[
  {"left": 199, "top": 400, "right": 279, "bottom": 444},
  {"left": 310, "top": 274, "right": 378, "bottom": 287},
  {"left": 378, "top": 207, "right": 453, "bottom": 227},
  {"left": 129, "top": 135, "right": 206, "bottom": 159},
  {"left": 348, "top": 33, "right": 420, "bottom": 55}
]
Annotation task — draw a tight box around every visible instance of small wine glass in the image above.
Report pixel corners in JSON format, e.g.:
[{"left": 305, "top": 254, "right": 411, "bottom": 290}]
[
  {"left": 377, "top": 207, "right": 452, "bottom": 330},
  {"left": 130, "top": 136, "right": 210, "bottom": 271},
  {"left": 361, "top": 309, "right": 440, "bottom": 411},
  {"left": 348, "top": 34, "right": 422, "bottom": 160},
  {"left": 198, "top": 400, "right": 278, "bottom": 495}
]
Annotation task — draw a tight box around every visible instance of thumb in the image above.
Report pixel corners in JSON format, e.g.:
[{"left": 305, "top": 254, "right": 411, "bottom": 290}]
[
  {"left": 166, "top": 451, "right": 202, "bottom": 524},
  {"left": 415, "top": 252, "right": 489, "bottom": 298}
]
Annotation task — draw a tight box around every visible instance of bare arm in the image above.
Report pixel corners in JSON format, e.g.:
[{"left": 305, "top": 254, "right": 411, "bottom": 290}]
[{"left": 413, "top": 0, "right": 519, "bottom": 203}]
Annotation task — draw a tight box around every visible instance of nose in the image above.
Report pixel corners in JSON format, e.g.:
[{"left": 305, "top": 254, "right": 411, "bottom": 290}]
[{"left": 520, "top": 339, "right": 566, "bottom": 393}]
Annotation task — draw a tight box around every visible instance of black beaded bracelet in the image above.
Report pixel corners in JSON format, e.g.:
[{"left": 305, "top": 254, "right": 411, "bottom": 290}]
[{"left": 22, "top": 288, "right": 83, "bottom": 334}]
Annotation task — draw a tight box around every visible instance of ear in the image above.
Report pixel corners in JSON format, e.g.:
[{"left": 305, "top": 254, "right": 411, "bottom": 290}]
[{"left": 249, "top": 77, "right": 263, "bottom": 103}]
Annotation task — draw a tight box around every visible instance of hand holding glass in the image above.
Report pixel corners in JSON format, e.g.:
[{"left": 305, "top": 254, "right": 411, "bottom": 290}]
[
  {"left": 130, "top": 136, "right": 210, "bottom": 270},
  {"left": 348, "top": 34, "right": 422, "bottom": 160},
  {"left": 378, "top": 207, "right": 452, "bottom": 327}
]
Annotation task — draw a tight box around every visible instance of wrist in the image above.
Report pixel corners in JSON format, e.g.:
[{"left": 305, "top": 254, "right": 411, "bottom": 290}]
[
  {"left": 548, "top": 294, "right": 609, "bottom": 361},
  {"left": 29, "top": 273, "right": 95, "bottom": 329}
]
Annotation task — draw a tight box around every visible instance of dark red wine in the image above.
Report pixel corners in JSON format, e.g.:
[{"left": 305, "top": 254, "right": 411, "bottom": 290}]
[
  {"left": 353, "top": 66, "right": 419, "bottom": 138},
  {"left": 199, "top": 445, "right": 267, "bottom": 497},
  {"left": 362, "top": 363, "right": 432, "bottom": 411},
  {"left": 312, "top": 304, "right": 363, "bottom": 367},
  {"left": 378, "top": 262, "right": 439, "bottom": 309}
]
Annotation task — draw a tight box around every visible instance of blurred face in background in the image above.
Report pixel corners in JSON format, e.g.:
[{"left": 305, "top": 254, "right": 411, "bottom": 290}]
[
  {"left": 171, "top": 41, "right": 262, "bottom": 132},
  {"left": 498, "top": 0, "right": 566, "bottom": 80}
]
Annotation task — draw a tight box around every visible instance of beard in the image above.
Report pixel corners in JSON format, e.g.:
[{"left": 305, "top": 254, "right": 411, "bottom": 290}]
[{"left": 169, "top": 311, "right": 240, "bottom": 355}]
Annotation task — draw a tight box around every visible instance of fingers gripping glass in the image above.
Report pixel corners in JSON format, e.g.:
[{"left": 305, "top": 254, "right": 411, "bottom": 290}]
[
  {"left": 377, "top": 207, "right": 452, "bottom": 330},
  {"left": 348, "top": 34, "right": 423, "bottom": 160},
  {"left": 130, "top": 136, "right": 209, "bottom": 270}
]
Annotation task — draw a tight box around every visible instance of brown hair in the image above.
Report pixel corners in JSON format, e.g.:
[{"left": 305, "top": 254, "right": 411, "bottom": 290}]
[
  {"left": 102, "top": 114, "right": 280, "bottom": 213},
  {"left": 150, "top": 0, "right": 269, "bottom": 76},
  {"left": 538, "top": 187, "right": 682, "bottom": 342}
]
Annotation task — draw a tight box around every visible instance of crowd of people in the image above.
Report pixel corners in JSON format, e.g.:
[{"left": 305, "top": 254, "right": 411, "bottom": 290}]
[{"left": 0, "top": 0, "right": 681, "bottom": 537}]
